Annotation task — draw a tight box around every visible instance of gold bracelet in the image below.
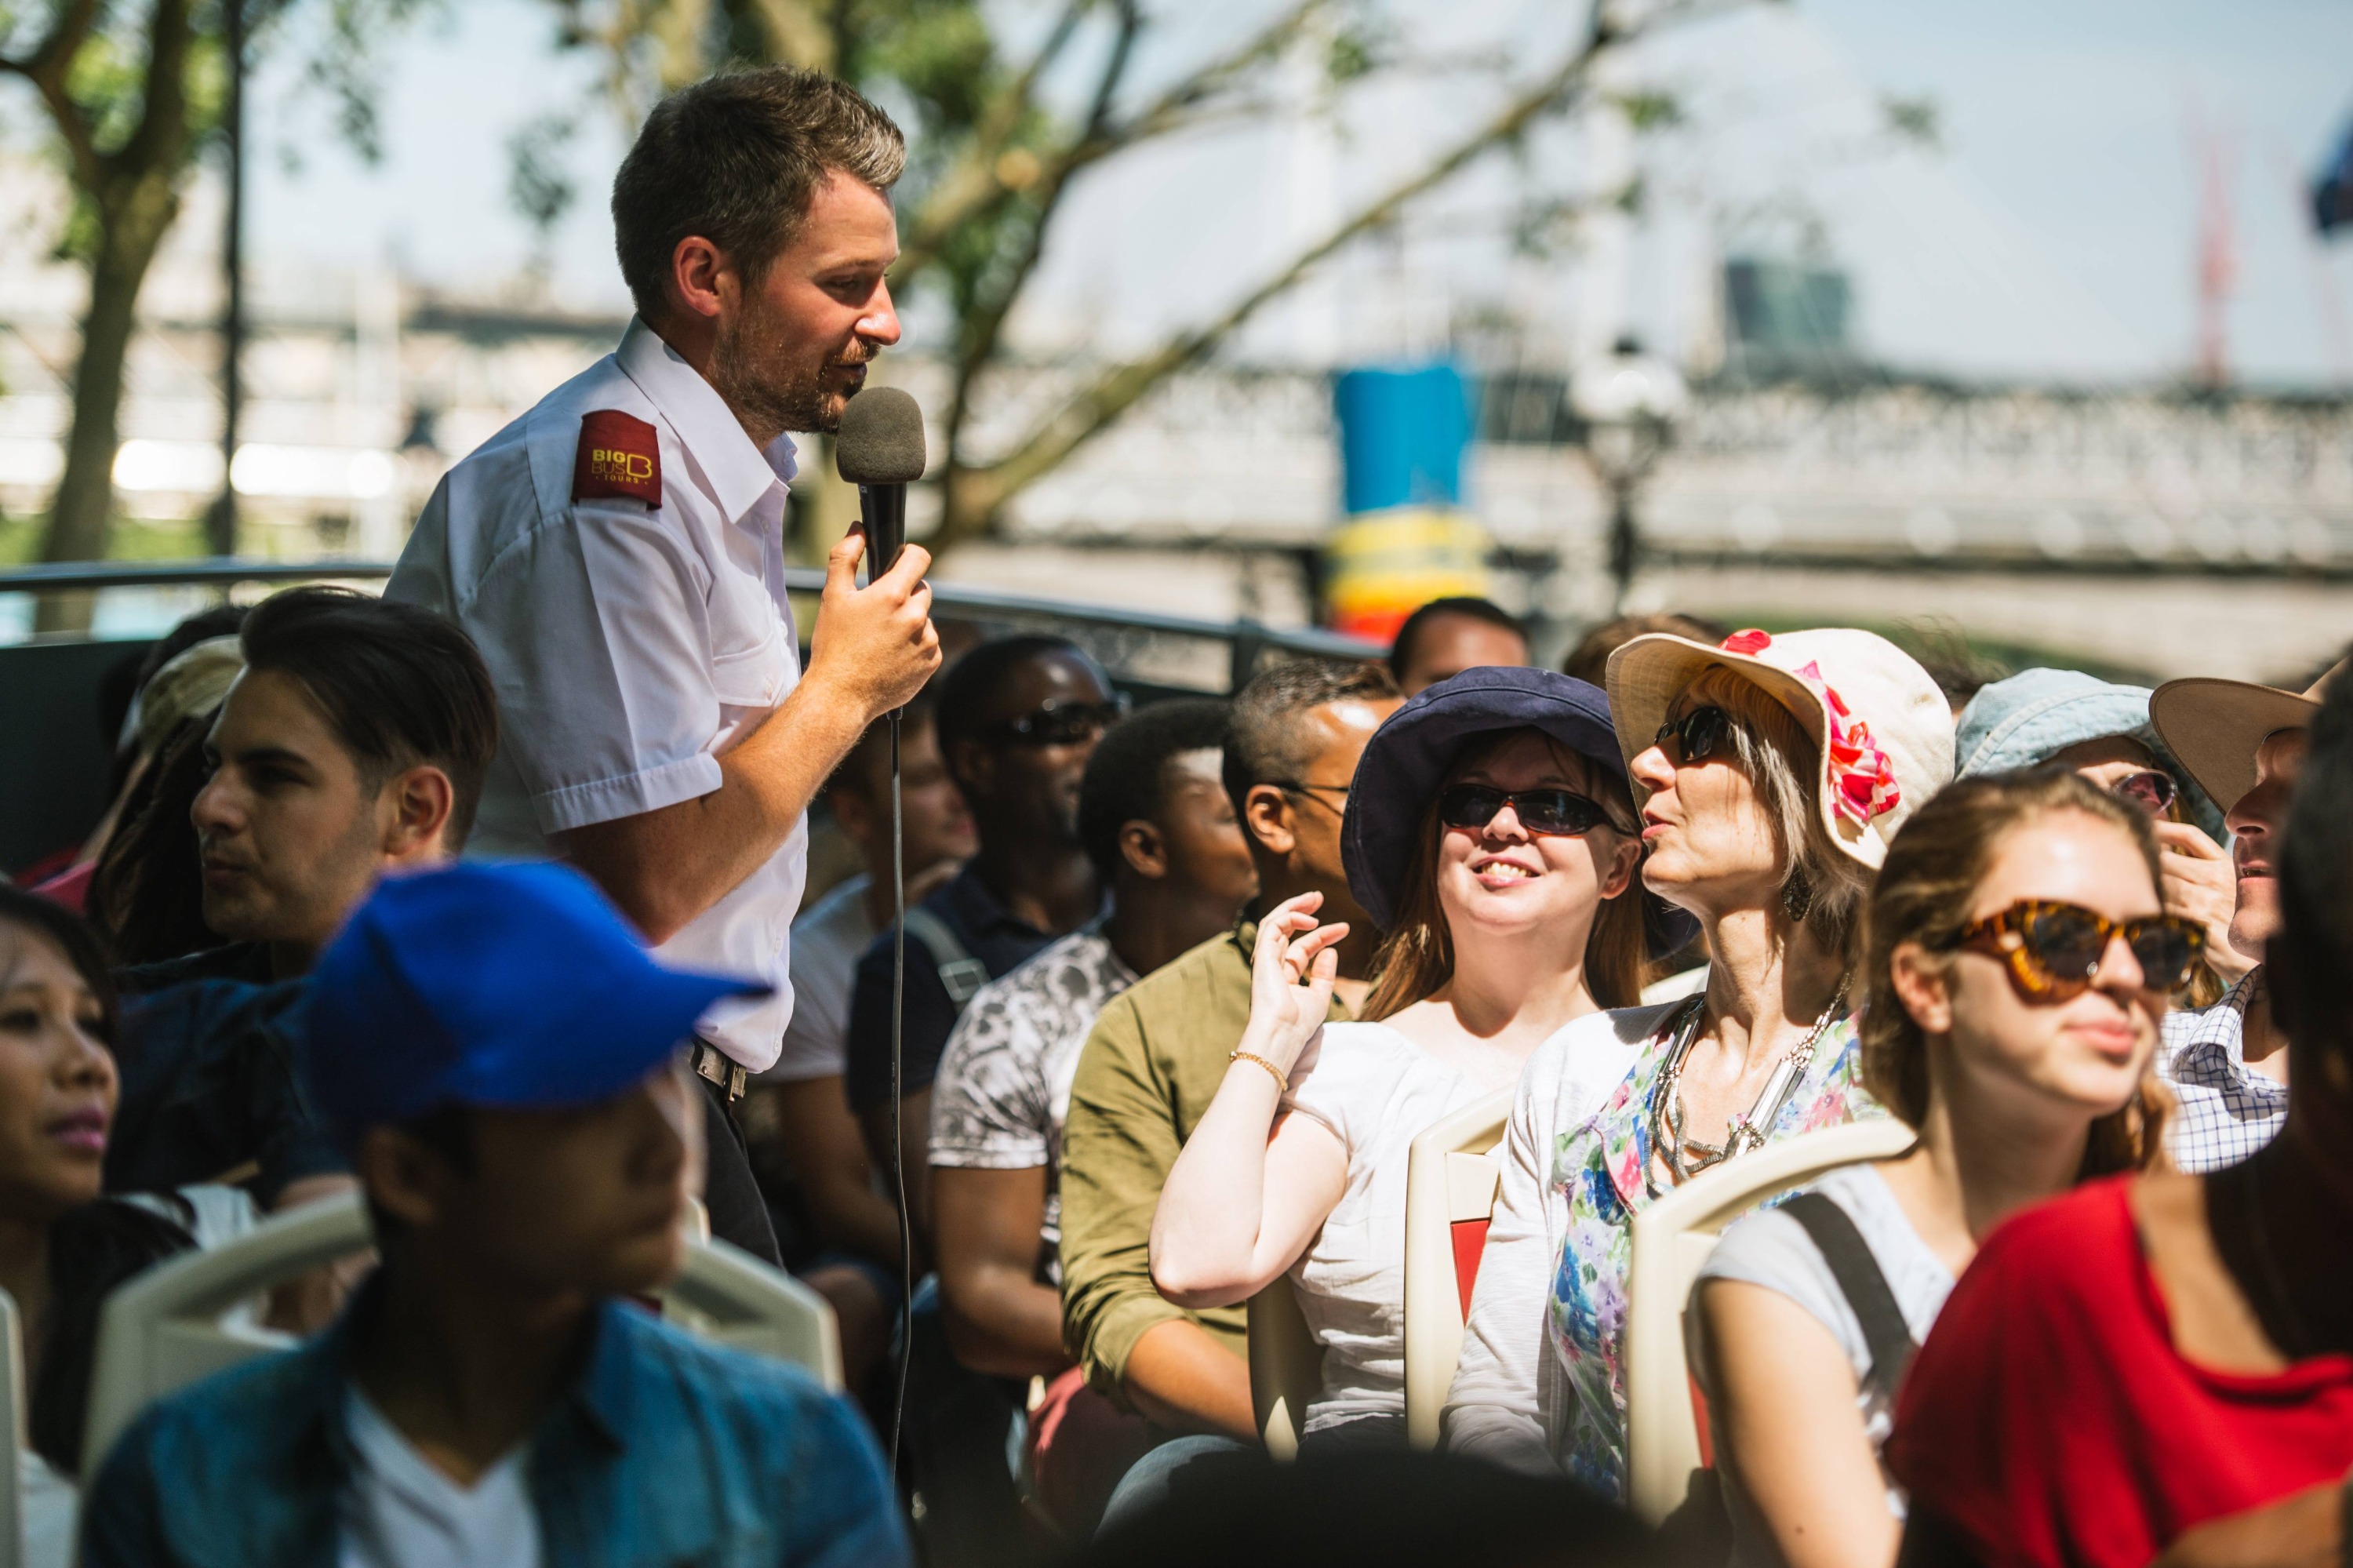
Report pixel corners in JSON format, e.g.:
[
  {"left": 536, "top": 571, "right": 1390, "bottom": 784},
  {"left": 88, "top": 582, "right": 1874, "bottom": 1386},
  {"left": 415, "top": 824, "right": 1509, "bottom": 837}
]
[{"left": 1229, "top": 1049, "right": 1288, "bottom": 1093}]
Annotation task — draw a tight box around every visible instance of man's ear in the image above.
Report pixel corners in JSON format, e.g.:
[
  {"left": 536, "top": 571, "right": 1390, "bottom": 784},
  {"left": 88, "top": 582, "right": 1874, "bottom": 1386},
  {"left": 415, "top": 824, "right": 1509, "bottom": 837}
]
[
  {"left": 669, "top": 235, "right": 735, "bottom": 324},
  {"left": 830, "top": 786, "right": 878, "bottom": 850},
  {"left": 1242, "top": 784, "right": 1297, "bottom": 859},
  {"left": 384, "top": 765, "right": 456, "bottom": 860},
  {"left": 1888, "top": 940, "right": 1955, "bottom": 1037},
  {"left": 357, "top": 1125, "right": 457, "bottom": 1235},
  {"left": 952, "top": 738, "right": 996, "bottom": 802},
  {"left": 1119, "top": 818, "right": 1169, "bottom": 880}
]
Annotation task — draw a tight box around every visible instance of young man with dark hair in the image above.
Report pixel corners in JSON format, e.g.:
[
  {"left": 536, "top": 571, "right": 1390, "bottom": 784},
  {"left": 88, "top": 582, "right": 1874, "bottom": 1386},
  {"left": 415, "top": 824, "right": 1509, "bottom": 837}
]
[
  {"left": 928, "top": 697, "right": 1255, "bottom": 1534},
  {"left": 1387, "top": 595, "right": 1529, "bottom": 697},
  {"left": 1059, "top": 659, "right": 1398, "bottom": 1519},
  {"left": 82, "top": 862, "right": 907, "bottom": 1567},
  {"left": 388, "top": 67, "right": 942, "bottom": 1264},
  {"left": 842, "top": 635, "right": 1120, "bottom": 1240},
  {"left": 125, "top": 586, "right": 500, "bottom": 991}
]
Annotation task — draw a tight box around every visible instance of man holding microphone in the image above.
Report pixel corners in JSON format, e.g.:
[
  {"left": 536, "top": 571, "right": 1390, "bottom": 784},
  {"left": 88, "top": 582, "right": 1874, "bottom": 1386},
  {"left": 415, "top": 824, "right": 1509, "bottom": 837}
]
[{"left": 389, "top": 68, "right": 938, "bottom": 1261}]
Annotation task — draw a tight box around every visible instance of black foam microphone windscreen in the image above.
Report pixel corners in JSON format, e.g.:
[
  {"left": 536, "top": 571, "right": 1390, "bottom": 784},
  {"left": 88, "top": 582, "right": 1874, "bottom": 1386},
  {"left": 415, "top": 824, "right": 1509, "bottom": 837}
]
[{"left": 835, "top": 387, "right": 927, "bottom": 484}]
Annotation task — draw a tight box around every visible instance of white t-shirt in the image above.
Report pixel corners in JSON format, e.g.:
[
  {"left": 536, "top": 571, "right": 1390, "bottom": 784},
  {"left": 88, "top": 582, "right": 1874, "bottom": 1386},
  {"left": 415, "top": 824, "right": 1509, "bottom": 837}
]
[
  {"left": 763, "top": 875, "right": 878, "bottom": 1083},
  {"left": 339, "top": 1389, "right": 540, "bottom": 1568},
  {"left": 1278, "top": 1020, "right": 1528, "bottom": 1435},
  {"left": 1692, "top": 1162, "right": 1956, "bottom": 1559}
]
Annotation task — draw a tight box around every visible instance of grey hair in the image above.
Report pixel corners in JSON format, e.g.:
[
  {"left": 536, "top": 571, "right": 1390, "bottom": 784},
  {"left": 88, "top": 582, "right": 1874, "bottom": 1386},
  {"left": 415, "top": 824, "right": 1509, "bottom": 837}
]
[{"left": 1683, "top": 665, "right": 1871, "bottom": 968}]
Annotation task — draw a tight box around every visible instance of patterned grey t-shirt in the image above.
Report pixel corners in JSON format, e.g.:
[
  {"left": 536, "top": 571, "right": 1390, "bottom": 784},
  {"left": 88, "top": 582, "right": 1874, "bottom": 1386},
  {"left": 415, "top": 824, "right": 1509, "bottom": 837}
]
[{"left": 926, "top": 927, "right": 1136, "bottom": 1284}]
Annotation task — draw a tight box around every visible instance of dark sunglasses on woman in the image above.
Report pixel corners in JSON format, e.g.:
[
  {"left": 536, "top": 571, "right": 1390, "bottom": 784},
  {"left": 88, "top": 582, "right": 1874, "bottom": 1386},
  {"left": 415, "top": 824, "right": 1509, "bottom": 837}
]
[
  {"left": 1437, "top": 784, "right": 1620, "bottom": 838},
  {"left": 1656, "top": 706, "right": 1733, "bottom": 764},
  {"left": 1951, "top": 898, "right": 2204, "bottom": 999},
  {"left": 2106, "top": 769, "right": 2177, "bottom": 817}
]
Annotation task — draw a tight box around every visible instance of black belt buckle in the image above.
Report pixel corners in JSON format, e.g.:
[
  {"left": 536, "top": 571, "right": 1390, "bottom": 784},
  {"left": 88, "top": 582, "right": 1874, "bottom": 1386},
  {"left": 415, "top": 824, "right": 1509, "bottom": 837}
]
[{"left": 691, "top": 1040, "right": 749, "bottom": 1102}]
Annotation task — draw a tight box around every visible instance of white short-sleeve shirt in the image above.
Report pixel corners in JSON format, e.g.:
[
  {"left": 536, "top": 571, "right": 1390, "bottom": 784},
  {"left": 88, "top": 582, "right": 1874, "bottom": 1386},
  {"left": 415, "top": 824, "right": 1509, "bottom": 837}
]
[{"left": 388, "top": 318, "right": 806, "bottom": 1071}]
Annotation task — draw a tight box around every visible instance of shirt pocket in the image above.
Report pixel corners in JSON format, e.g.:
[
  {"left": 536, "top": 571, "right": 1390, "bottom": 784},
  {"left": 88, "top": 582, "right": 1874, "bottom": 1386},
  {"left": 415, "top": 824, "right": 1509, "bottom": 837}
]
[{"left": 709, "top": 617, "right": 788, "bottom": 711}]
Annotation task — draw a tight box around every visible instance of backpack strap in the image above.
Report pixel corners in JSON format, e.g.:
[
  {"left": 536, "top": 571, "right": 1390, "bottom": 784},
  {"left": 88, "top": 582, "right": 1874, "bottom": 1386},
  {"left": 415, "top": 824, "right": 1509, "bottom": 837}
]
[
  {"left": 1780, "top": 1190, "right": 1918, "bottom": 1395},
  {"left": 900, "top": 908, "right": 991, "bottom": 1014}
]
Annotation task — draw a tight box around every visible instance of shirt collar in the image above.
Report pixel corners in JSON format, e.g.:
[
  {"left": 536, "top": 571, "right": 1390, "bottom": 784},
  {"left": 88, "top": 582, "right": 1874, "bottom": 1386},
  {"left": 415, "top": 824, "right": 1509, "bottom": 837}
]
[
  {"left": 301, "top": 1275, "right": 635, "bottom": 1473},
  {"left": 2169, "top": 967, "right": 2261, "bottom": 1071},
  {"left": 615, "top": 317, "right": 798, "bottom": 525}
]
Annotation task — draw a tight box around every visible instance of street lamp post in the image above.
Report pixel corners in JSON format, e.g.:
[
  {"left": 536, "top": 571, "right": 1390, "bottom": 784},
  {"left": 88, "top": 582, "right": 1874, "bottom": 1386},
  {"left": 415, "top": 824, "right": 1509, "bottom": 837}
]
[{"left": 1570, "top": 336, "right": 1686, "bottom": 613}]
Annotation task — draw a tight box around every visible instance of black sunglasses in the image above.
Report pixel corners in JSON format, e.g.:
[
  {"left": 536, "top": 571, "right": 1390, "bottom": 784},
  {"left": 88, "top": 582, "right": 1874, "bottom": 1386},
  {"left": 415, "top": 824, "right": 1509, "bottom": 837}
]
[
  {"left": 1953, "top": 898, "right": 2205, "bottom": 998},
  {"left": 1437, "top": 784, "right": 1618, "bottom": 838},
  {"left": 1655, "top": 706, "right": 1733, "bottom": 764},
  {"left": 984, "top": 693, "right": 1132, "bottom": 747}
]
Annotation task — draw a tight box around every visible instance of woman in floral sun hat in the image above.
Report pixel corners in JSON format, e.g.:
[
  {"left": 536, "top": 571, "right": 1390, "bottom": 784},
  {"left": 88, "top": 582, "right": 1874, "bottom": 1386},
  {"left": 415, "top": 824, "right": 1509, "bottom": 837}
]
[{"left": 1442, "top": 626, "right": 1953, "bottom": 1498}]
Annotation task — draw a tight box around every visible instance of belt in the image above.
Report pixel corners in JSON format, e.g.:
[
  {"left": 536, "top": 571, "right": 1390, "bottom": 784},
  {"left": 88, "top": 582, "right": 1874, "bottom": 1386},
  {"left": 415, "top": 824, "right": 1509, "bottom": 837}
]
[{"left": 690, "top": 1040, "right": 750, "bottom": 1103}]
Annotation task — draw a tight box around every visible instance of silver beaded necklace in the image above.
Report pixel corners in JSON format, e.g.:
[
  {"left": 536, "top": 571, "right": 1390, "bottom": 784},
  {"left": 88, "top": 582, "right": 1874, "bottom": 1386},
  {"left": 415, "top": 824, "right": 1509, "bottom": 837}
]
[{"left": 1644, "top": 975, "right": 1853, "bottom": 1198}]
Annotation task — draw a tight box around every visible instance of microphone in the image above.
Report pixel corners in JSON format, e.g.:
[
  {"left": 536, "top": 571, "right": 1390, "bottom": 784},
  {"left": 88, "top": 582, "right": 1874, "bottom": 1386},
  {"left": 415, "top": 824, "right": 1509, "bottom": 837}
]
[{"left": 834, "top": 387, "right": 926, "bottom": 577}]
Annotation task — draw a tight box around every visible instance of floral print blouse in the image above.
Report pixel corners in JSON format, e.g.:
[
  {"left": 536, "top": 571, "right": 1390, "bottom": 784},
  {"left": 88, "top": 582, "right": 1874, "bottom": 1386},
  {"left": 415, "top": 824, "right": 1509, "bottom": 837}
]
[{"left": 1547, "top": 1006, "right": 1882, "bottom": 1497}]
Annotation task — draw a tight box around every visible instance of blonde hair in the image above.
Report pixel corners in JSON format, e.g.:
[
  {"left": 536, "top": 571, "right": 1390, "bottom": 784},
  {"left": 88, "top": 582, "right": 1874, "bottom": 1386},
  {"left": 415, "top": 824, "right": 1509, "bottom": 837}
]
[
  {"left": 1362, "top": 729, "right": 1645, "bottom": 1020},
  {"left": 1857, "top": 768, "right": 2168, "bottom": 1177},
  {"left": 1680, "top": 666, "right": 1873, "bottom": 971}
]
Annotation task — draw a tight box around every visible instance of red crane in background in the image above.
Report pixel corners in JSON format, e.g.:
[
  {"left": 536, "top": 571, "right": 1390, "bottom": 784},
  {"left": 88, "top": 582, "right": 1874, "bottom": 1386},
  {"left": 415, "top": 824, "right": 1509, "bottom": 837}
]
[{"left": 2188, "top": 104, "right": 2238, "bottom": 391}]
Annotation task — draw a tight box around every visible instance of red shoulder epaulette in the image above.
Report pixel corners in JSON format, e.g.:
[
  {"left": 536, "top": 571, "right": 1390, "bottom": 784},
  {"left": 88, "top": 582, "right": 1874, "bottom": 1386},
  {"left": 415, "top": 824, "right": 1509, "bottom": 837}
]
[{"left": 572, "top": 410, "right": 662, "bottom": 506}]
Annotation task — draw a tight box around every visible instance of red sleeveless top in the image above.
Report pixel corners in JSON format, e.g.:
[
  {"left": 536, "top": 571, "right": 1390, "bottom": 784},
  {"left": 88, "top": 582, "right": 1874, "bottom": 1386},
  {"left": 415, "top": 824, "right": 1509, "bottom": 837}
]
[{"left": 1886, "top": 1176, "right": 2353, "bottom": 1568}]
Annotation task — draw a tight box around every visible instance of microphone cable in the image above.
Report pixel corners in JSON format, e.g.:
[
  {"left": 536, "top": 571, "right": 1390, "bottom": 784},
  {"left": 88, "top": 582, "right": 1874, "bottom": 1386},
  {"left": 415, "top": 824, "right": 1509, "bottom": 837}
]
[{"left": 886, "top": 706, "right": 912, "bottom": 1473}]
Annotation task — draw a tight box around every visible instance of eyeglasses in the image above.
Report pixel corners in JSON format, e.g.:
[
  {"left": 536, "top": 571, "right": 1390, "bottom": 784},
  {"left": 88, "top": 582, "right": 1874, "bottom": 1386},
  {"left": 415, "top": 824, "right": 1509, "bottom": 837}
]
[
  {"left": 1437, "top": 784, "right": 1620, "bottom": 838},
  {"left": 1655, "top": 706, "right": 1733, "bottom": 764},
  {"left": 1951, "top": 898, "right": 2204, "bottom": 998},
  {"left": 983, "top": 693, "right": 1131, "bottom": 747},
  {"left": 2107, "top": 769, "right": 2177, "bottom": 817}
]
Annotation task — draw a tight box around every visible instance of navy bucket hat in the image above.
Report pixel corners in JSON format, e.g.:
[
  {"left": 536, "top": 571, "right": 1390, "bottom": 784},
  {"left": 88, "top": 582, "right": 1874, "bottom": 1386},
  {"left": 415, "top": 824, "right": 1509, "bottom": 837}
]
[{"left": 1340, "top": 666, "right": 1698, "bottom": 956}]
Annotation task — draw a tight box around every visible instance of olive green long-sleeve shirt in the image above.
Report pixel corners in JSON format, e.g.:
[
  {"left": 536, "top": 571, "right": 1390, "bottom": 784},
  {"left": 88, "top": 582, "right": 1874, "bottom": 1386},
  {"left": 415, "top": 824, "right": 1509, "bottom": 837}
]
[{"left": 1058, "top": 918, "right": 1353, "bottom": 1402}]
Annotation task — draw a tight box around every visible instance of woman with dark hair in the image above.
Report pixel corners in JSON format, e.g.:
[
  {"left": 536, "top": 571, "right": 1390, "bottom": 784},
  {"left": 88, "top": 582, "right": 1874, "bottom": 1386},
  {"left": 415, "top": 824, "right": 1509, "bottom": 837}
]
[
  {"left": 1690, "top": 769, "right": 2194, "bottom": 1568},
  {"left": 1884, "top": 671, "right": 2353, "bottom": 1568},
  {"left": 0, "top": 886, "right": 256, "bottom": 1566},
  {"left": 1151, "top": 668, "right": 1657, "bottom": 1448},
  {"left": 86, "top": 711, "right": 224, "bottom": 969},
  {"left": 1445, "top": 628, "right": 1953, "bottom": 1497}
]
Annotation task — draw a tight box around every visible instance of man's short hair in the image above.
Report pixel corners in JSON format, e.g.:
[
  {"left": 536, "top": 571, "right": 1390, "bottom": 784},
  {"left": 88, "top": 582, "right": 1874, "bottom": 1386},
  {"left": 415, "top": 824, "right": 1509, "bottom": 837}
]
[
  {"left": 1078, "top": 698, "right": 1231, "bottom": 881},
  {"left": 1222, "top": 659, "right": 1400, "bottom": 817},
  {"left": 933, "top": 634, "right": 1093, "bottom": 761},
  {"left": 611, "top": 67, "right": 907, "bottom": 322},
  {"left": 238, "top": 587, "right": 500, "bottom": 846},
  {"left": 1388, "top": 597, "right": 1525, "bottom": 682}
]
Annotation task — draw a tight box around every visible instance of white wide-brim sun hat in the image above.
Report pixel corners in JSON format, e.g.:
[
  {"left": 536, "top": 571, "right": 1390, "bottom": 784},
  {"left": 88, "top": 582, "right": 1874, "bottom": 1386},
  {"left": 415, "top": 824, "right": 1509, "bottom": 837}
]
[{"left": 1605, "top": 627, "right": 1956, "bottom": 871}]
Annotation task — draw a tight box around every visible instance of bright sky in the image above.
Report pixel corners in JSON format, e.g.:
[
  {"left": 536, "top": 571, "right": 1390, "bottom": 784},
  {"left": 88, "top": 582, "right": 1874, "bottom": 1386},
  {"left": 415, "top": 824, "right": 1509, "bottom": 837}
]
[{"left": 228, "top": 0, "right": 2353, "bottom": 387}]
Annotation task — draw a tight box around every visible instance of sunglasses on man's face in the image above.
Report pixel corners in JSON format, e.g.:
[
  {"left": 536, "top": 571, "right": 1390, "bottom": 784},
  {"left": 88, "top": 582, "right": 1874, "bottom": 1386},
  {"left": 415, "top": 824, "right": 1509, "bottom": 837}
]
[
  {"left": 1437, "top": 784, "right": 1618, "bottom": 838},
  {"left": 1951, "top": 898, "right": 2204, "bottom": 999},
  {"left": 984, "top": 693, "right": 1132, "bottom": 748},
  {"left": 1655, "top": 706, "right": 1733, "bottom": 765},
  {"left": 2106, "top": 769, "right": 2177, "bottom": 817}
]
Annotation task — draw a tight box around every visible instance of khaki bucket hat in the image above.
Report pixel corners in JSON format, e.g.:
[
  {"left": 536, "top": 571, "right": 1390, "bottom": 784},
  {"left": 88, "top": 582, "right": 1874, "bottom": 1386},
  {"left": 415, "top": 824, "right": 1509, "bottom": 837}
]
[
  {"left": 1605, "top": 627, "right": 1955, "bottom": 871},
  {"left": 2148, "top": 660, "right": 2344, "bottom": 814}
]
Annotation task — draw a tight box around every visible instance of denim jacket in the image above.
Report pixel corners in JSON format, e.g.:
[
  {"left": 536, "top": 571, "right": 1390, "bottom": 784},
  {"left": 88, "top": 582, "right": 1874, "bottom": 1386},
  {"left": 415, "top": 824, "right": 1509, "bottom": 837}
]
[{"left": 81, "top": 1283, "right": 908, "bottom": 1568}]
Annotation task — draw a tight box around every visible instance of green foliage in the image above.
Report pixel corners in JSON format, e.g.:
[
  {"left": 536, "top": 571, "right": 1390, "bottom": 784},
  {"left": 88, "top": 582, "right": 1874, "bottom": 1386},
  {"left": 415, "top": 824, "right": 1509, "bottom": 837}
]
[
  {"left": 1612, "top": 89, "right": 1682, "bottom": 132},
  {"left": 1880, "top": 92, "right": 1939, "bottom": 150}
]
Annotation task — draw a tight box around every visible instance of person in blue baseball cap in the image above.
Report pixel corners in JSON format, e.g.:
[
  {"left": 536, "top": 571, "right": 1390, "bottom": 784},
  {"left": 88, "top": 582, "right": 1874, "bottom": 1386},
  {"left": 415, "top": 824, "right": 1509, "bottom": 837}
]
[
  {"left": 82, "top": 861, "right": 909, "bottom": 1568},
  {"left": 1151, "top": 667, "right": 1667, "bottom": 1453}
]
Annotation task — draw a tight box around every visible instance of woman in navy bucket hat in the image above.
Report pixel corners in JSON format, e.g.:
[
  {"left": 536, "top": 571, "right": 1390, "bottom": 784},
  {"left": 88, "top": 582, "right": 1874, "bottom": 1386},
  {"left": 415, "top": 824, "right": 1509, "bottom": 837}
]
[{"left": 1149, "top": 668, "right": 1663, "bottom": 1450}]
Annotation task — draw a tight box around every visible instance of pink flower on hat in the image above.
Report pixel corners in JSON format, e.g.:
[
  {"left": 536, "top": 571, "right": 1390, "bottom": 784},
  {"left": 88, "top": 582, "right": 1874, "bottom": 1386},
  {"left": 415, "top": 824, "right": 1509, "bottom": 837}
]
[
  {"left": 1791, "top": 660, "right": 1902, "bottom": 827},
  {"left": 1720, "top": 628, "right": 1773, "bottom": 656}
]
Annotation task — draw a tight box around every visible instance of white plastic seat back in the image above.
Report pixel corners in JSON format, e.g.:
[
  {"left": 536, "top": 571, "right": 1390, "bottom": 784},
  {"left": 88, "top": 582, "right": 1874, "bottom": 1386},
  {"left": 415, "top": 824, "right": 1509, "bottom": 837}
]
[
  {"left": 1624, "top": 1118, "right": 1917, "bottom": 1525},
  {"left": 1246, "top": 1279, "right": 1321, "bottom": 1461},
  {"left": 1401, "top": 1086, "right": 1512, "bottom": 1450},
  {"left": 0, "top": 1288, "right": 24, "bottom": 1568},
  {"left": 82, "top": 1191, "right": 841, "bottom": 1479}
]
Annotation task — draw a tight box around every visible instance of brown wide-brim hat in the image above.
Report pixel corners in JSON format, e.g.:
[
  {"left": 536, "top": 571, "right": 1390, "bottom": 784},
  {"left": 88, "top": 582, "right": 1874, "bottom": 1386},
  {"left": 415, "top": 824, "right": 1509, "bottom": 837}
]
[
  {"left": 1606, "top": 627, "right": 1955, "bottom": 871},
  {"left": 2148, "top": 661, "right": 2342, "bottom": 813}
]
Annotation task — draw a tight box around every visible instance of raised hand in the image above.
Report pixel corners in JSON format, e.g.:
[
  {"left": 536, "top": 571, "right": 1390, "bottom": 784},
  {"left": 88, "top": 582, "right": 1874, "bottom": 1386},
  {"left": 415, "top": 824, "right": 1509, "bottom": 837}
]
[{"left": 1238, "top": 890, "right": 1350, "bottom": 1079}]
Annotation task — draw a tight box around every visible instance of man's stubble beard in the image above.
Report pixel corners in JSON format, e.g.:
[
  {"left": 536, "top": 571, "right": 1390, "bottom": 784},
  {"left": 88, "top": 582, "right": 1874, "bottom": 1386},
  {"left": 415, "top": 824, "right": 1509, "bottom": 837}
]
[{"left": 711, "top": 305, "right": 846, "bottom": 439}]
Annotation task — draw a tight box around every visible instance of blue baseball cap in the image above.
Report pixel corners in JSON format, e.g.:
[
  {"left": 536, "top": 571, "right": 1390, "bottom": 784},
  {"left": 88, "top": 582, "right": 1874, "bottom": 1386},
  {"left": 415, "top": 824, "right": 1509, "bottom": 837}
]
[
  {"left": 1340, "top": 666, "right": 1698, "bottom": 956},
  {"left": 1955, "top": 667, "right": 2224, "bottom": 838},
  {"left": 297, "top": 861, "right": 767, "bottom": 1148}
]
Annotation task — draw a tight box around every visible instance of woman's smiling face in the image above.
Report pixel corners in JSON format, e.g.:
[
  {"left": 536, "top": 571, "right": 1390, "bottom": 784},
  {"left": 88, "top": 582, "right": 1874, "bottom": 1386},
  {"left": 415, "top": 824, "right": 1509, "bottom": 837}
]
[{"left": 1433, "top": 730, "right": 1640, "bottom": 947}]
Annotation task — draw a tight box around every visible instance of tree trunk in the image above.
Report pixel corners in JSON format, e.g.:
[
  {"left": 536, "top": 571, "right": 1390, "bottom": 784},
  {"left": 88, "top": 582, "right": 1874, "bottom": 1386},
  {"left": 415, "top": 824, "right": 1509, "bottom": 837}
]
[{"left": 35, "top": 177, "right": 184, "bottom": 634}]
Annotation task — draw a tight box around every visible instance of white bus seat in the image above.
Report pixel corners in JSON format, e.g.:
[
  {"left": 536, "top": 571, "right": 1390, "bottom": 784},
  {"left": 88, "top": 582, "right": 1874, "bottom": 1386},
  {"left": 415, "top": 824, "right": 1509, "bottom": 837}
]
[{"left": 1402, "top": 1086, "right": 1512, "bottom": 1450}]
